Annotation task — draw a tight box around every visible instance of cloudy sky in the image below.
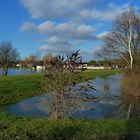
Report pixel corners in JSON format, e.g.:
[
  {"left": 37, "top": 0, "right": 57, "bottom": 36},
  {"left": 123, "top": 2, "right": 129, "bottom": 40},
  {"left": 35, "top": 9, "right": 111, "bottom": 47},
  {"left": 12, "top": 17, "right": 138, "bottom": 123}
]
[{"left": 0, "top": 0, "right": 140, "bottom": 61}]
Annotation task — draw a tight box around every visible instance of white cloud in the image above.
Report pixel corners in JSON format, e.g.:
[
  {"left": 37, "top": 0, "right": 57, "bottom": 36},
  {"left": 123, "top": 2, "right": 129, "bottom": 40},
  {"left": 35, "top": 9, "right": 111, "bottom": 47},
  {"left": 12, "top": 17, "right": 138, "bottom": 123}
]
[
  {"left": 37, "top": 21, "right": 55, "bottom": 34},
  {"left": 75, "top": 25, "right": 95, "bottom": 35},
  {"left": 39, "top": 43, "right": 73, "bottom": 54},
  {"left": 20, "top": 0, "right": 136, "bottom": 22},
  {"left": 21, "top": 20, "right": 98, "bottom": 57},
  {"left": 20, "top": 21, "right": 36, "bottom": 32},
  {"left": 21, "top": 21, "right": 97, "bottom": 41},
  {"left": 21, "top": 0, "right": 92, "bottom": 19},
  {"left": 97, "top": 31, "right": 109, "bottom": 39},
  {"left": 79, "top": 2, "right": 131, "bottom": 21}
]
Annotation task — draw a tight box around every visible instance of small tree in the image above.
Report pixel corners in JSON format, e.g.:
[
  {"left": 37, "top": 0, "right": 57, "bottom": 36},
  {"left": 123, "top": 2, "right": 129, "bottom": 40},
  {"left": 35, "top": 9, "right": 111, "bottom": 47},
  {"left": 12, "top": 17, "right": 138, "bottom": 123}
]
[
  {"left": 43, "top": 51, "right": 95, "bottom": 120},
  {"left": 0, "top": 41, "right": 18, "bottom": 76}
]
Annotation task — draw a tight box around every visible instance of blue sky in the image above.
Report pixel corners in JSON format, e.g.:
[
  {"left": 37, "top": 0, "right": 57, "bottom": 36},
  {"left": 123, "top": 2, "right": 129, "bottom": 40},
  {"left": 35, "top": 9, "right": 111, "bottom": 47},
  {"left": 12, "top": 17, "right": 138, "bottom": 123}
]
[{"left": 0, "top": 0, "right": 140, "bottom": 61}]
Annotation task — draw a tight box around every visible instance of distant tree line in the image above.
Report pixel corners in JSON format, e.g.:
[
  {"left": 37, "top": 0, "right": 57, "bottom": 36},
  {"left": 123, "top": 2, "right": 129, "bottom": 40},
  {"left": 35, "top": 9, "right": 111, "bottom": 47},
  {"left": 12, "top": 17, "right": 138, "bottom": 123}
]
[{"left": 88, "top": 59, "right": 121, "bottom": 67}]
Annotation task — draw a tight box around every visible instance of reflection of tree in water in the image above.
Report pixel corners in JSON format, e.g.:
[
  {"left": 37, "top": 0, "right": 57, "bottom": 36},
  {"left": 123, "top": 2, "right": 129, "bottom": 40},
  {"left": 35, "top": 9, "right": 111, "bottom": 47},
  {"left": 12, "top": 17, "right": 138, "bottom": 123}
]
[
  {"left": 101, "top": 94, "right": 140, "bottom": 119},
  {"left": 120, "top": 95, "right": 140, "bottom": 119},
  {"left": 99, "top": 95, "right": 121, "bottom": 119},
  {"left": 103, "top": 83, "right": 110, "bottom": 95},
  {"left": 102, "top": 104, "right": 120, "bottom": 119},
  {"left": 102, "top": 81, "right": 119, "bottom": 118}
]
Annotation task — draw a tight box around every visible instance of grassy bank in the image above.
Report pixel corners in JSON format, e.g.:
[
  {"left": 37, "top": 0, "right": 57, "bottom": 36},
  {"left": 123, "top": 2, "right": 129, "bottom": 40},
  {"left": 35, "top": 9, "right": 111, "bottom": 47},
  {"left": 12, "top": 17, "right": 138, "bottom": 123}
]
[
  {"left": 0, "top": 69, "right": 122, "bottom": 105},
  {"left": 0, "top": 74, "right": 43, "bottom": 105},
  {"left": 0, "top": 112, "right": 139, "bottom": 140}
]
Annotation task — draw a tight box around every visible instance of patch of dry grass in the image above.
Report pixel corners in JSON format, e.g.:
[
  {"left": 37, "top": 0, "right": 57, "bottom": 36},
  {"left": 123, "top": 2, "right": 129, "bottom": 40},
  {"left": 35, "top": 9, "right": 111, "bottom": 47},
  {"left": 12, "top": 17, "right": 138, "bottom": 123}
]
[{"left": 121, "top": 72, "right": 140, "bottom": 97}]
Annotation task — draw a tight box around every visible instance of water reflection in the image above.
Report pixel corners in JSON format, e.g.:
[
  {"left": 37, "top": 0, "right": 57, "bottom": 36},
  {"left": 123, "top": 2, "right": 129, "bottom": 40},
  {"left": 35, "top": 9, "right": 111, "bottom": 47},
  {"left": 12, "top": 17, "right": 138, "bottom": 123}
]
[
  {"left": 5, "top": 74, "right": 140, "bottom": 119},
  {"left": 0, "top": 68, "right": 40, "bottom": 75},
  {"left": 120, "top": 95, "right": 140, "bottom": 119}
]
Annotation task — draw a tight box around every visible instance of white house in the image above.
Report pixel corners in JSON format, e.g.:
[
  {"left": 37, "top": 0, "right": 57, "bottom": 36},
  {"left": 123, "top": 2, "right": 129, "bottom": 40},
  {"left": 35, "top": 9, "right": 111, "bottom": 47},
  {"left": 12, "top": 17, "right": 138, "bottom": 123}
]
[{"left": 36, "top": 65, "right": 45, "bottom": 71}]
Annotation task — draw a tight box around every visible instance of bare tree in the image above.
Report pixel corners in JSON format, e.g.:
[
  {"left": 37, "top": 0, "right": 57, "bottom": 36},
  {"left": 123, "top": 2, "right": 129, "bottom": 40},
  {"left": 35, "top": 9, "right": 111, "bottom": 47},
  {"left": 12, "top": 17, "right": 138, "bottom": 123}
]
[
  {"left": 100, "top": 8, "right": 140, "bottom": 70},
  {"left": 43, "top": 53, "right": 53, "bottom": 65},
  {"left": 0, "top": 41, "right": 18, "bottom": 76},
  {"left": 43, "top": 51, "right": 95, "bottom": 120}
]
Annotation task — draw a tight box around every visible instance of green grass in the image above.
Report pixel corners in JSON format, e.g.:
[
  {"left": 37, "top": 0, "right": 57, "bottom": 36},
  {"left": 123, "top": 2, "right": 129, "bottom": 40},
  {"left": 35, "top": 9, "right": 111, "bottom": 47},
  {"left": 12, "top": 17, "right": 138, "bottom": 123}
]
[
  {"left": 0, "top": 112, "right": 139, "bottom": 140},
  {"left": 0, "top": 74, "right": 44, "bottom": 105}
]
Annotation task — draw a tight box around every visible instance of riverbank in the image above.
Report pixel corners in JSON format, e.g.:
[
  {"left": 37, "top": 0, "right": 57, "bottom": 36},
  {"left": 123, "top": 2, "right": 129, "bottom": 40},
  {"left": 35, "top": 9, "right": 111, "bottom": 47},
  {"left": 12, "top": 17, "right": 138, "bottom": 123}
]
[{"left": 0, "top": 69, "right": 122, "bottom": 105}]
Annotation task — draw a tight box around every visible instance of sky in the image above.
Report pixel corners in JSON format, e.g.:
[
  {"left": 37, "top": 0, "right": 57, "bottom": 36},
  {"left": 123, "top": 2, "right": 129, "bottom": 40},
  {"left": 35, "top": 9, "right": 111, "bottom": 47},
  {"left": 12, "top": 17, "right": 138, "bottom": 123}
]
[{"left": 0, "top": 0, "right": 140, "bottom": 61}]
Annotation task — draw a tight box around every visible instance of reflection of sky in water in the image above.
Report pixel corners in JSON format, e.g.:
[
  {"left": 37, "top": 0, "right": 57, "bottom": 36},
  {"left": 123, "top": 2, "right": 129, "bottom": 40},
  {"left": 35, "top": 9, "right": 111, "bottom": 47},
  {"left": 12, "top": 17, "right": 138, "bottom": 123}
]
[
  {"left": 6, "top": 74, "right": 129, "bottom": 119},
  {"left": 7, "top": 95, "right": 49, "bottom": 117},
  {"left": 0, "top": 68, "right": 40, "bottom": 75},
  {"left": 88, "top": 74, "right": 122, "bottom": 96}
]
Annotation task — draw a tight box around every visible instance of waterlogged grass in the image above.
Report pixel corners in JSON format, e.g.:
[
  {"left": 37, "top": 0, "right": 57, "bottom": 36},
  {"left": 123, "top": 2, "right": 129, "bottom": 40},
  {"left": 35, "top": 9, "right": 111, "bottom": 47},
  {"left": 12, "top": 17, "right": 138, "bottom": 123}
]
[
  {"left": 0, "top": 112, "right": 139, "bottom": 140},
  {"left": 80, "top": 69, "right": 122, "bottom": 82},
  {"left": 0, "top": 74, "right": 44, "bottom": 105}
]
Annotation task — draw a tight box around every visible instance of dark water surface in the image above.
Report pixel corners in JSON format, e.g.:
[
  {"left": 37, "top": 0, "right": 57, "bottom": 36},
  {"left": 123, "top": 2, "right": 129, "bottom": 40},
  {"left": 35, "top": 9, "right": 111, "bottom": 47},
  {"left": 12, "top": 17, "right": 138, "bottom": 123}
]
[{"left": 4, "top": 74, "right": 140, "bottom": 119}]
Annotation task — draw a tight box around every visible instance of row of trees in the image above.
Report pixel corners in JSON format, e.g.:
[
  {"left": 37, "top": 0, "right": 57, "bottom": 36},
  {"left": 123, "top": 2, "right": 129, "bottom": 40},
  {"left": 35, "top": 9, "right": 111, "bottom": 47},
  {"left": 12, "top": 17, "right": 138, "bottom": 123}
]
[
  {"left": 19, "top": 54, "right": 53, "bottom": 66},
  {"left": 88, "top": 59, "right": 119, "bottom": 67}
]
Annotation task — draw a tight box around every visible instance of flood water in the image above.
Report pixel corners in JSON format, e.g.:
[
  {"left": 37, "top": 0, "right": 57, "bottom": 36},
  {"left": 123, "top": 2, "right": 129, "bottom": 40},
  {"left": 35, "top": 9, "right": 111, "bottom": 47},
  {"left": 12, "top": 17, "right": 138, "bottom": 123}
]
[
  {"left": 0, "top": 68, "right": 40, "bottom": 75},
  {"left": 5, "top": 73, "right": 140, "bottom": 119}
]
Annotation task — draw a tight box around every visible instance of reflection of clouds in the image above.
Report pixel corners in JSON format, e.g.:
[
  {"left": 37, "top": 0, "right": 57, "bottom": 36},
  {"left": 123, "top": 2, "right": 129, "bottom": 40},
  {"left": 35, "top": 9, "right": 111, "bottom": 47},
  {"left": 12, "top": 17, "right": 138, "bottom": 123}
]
[{"left": 18, "top": 96, "right": 49, "bottom": 113}]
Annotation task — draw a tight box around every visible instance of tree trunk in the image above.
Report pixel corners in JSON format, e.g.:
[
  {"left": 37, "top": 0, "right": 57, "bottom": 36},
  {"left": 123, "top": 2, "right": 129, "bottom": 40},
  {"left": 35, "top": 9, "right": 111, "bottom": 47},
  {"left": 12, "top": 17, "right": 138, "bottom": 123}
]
[
  {"left": 51, "top": 110, "right": 60, "bottom": 120},
  {"left": 127, "top": 102, "right": 132, "bottom": 119},
  {"left": 128, "top": 24, "right": 133, "bottom": 70},
  {"left": 3, "top": 65, "right": 8, "bottom": 76}
]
